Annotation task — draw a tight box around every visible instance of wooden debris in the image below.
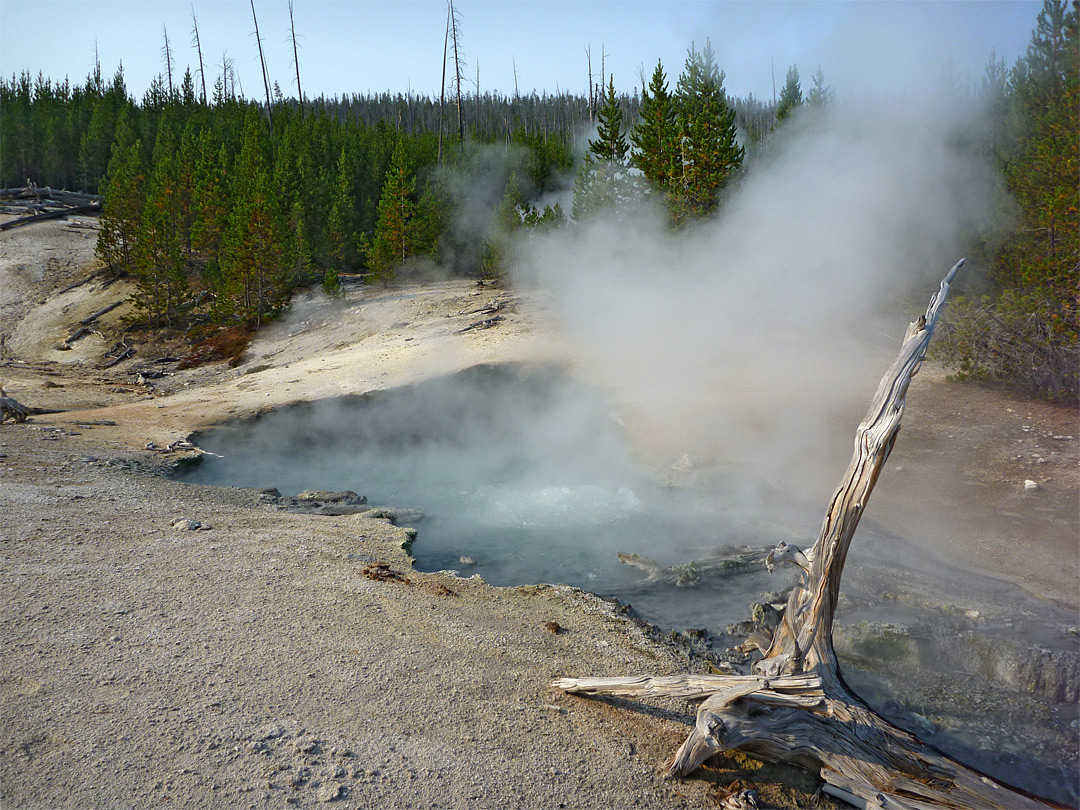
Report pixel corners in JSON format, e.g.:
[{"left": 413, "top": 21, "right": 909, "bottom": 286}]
[
  {"left": 78, "top": 300, "right": 125, "bottom": 326},
  {"left": 554, "top": 261, "right": 1061, "bottom": 808},
  {"left": 103, "top": 341, "right": 135, "bottom": 369},
  {"left": 0, "top": 186, "right": 103, "bottom": 231},
  {"left": 361, "top": 562, "right": 411, "bottom": 585},
  {"left": 456, "top": 315, "right": 504, "bottom": 334},
  {"left": 617, "top": 546, "right": 770, "bottom": 586},
  {"left": 0, "top": 387, "right": 29, "bottom": 424}
]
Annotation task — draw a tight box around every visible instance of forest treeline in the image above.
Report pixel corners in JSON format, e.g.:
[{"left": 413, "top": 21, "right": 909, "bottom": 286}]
[{"left": 0, "top": 0, "right": 1075, "bottom": 399}]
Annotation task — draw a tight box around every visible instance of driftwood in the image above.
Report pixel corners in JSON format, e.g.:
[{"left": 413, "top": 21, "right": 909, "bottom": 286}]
[
  {"left": 555, "top": 261, "right": 1062, "bottom": 809},
  {"left": 617, "top": 545, "right": 770, "bottom": 586}
]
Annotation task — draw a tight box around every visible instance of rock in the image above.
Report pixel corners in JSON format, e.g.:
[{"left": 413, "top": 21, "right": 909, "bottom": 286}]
[
  {"left": 296, "top": 490, "right": 366, "bottom": 505},
  {"left": 257, "top": 724, "right": 286, "bottom": 740},
  {"left": 751, "top": 602, "right": 783, "bottom": 632},
  {"left": 365, "top": 506, "right": 423, "bottom": 524},
  {"left": 459, "top": 555, "right": 476, "bottom": 566},
  {"left": 1023, "top": 479, "right": 1040, "bottom": 491},
  {"left": 171, "top": 517, "right": 201, "bottom": 531},
  {"left": 316, "top": 781, "right": 342, "bottom": 802}
]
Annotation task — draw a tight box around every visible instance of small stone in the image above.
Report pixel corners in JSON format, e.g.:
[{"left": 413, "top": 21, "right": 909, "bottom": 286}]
[
  {"left": 316, "top": 781, "right": 342, "bottom": 802},
  {"left": 1023, "top": 479, "right": 1040, "bottom": 491},
  {"left": 258, "top": 724, "right": 285, "bottom": 740},
  {"left": 171, "top": 517, "right": 201, "bottom": 530}
]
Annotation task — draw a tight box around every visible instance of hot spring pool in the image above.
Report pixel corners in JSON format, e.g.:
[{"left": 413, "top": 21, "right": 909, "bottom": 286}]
[{"left": 177, "top": 362, "right": 1078, "bottom": 804}]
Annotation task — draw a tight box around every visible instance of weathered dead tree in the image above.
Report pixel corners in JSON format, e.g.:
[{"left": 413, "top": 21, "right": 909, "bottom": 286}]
[
  {"left": 555, "top": 260, "right": 1061, "bottom": 809},
  {"left": 0, "top": 387, "right": 29, "bottom": 424}
]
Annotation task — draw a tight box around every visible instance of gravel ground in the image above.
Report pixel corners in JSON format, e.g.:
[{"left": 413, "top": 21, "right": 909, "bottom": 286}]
[
  {"left": 0, "top": 217, "right": 836, "bottom": 809},
  {"left": 2, "top": 214, "right": 1075, "bottom": 809}
]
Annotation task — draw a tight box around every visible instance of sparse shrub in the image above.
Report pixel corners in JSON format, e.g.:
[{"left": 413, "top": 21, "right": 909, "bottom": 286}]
[{"left": 937, "top": 289, "right": 1078, "bottom": 403}]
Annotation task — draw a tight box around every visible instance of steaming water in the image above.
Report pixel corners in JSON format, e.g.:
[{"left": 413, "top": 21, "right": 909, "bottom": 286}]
[{"left": 179, "top": 363, "right": 1077, "bottom": 804}]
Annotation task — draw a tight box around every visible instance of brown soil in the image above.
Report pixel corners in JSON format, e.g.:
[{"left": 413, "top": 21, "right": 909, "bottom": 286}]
[{"left": 1, "top": 214, "right": 1076, "bottom": 809}]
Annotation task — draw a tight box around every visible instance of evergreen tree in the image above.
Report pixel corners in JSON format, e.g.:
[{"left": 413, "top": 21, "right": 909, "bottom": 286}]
[
  {"left": 775, "top": 65, "right": 803, "bottom": 122},
  {"left": 941, "top": 0, "right": 1079, "bottom": 399},
  {"left": 572, "top": 75, "right": 631, "bottom": 219},
  {"left": 364, "top": 139, "right": 417, "bottom": 282},
  {"left": 807, "top": 64, "right": 832, "bottom": 108},
  {"left": 95, "top": 111, "right": 144, "bottom": 275},
  {"left": 481, "top": 172, "right": 526, "bottom": 277},
  {"left": 589, "top": 76, "right": 629, "bottom": 164},
  {"left": 133, "top": 110, "right": 187, "bottom": 325},
  {"left": 669, "top": 40, "right": 744, "bottom": 223},
  {"left": 78, "top": 65, "right": 128, "bottom": 191},
  {"left": 327, "top": 147, "right": 358, "bottom": 272},
  {"left": 630, "top": 60, "right": 676, "bottom": 190},
  {"left": 218, "top": 110, "right": 288, "bottom": 324},
  {"left": 190, "top": 131, "right": 228, "bottom": 268}
]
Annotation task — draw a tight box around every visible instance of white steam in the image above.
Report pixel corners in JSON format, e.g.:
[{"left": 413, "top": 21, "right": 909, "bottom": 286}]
[{"left": 514, "top": 93, "right": 1004, "bottom": 514}]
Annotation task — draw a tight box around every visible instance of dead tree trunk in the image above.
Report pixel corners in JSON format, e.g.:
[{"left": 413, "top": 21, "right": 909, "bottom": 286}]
[
  {"left": 250, "top": 0, "right": 274, "bottom": 134},
  {"left": 288, "top": 0, "right": 304, "bottom": 109},
  {"left": 555, "top": 260, "right": 1061, "bottom": 809}
]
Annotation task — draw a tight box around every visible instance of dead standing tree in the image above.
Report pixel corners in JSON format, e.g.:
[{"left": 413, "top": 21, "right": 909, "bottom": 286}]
[{"left": 555, "top": 260, "right": 1060, "bottom": 809}]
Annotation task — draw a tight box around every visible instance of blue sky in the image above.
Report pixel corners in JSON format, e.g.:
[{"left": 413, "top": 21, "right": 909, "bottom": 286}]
[{"left": 1, "top": 1, "right": 1040, "bottom": 102}]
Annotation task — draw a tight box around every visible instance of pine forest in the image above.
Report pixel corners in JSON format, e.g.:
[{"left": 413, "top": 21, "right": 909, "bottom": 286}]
[{"left": 1, "top": 0, "right": 1075, "bottom": 400}]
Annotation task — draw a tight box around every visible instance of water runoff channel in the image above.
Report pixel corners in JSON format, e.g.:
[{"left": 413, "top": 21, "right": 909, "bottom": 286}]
[{"left": 178, "top": 362, "right": 1078, "bottom": 805}]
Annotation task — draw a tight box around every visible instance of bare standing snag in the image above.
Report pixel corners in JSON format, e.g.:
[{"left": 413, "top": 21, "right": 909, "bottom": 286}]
[{"left": 555, "top": 260, "right": 1063, "bottom": 809}]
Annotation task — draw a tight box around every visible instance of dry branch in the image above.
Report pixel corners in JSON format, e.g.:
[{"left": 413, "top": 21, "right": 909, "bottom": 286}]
[{"left": 555, "top": 260, "right": 1061, "bottom": 808}]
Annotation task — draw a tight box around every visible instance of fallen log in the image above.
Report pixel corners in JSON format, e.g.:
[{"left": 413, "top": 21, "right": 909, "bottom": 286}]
[
  {"left": 0, "top": 200, "right": 102, "bottom": 231},
  {"left": 555, "top": 260, "right": 1063, "bottom": 808},
  {"left": 0, "top": 186, "right": 103, "bottom": 205},
  {"left": 78, "top": 299, "right": 125, "bottom": 326}
]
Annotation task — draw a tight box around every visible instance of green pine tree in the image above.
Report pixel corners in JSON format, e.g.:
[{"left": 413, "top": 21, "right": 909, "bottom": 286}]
[
  {"left": 806, "top": 64, "right": 832, "bottom": 108},
  {"left": 669, "top": 40, "right": 744, "bottom": 223},
  {"left": 327, "top": 147, "right": 358, "bottom": 272},
  {"left": 364, "top": 139, "right": 417, "bottom": 283},
  {"left": 95, "top": 110, "right": 144, "bottom": 275},
  {"left": 775, "top": 65, "right": 803, "bottom": 122},
  {"left": 630, "top": 60, "right": 677, "bottom": 191},
  {"left": 132, "top": 108, "right": 187, "bottom": 325},
  {"left": 481, "top": 172, "right": 526, "bottom": 278},
  {"left": 940, "top": 0, "right": 1079, "bottom": 400},
  {"left": 572, "top": 76, "right": 631, "bottom": 219},
  {"left": 218, "top": 110, "right": 288, "bottom": 325}
]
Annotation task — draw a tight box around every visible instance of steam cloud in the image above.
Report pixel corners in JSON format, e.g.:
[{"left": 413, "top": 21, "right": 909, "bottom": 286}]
[{"left": 513, "top": 92, "right": 1005, "bottom": 516}]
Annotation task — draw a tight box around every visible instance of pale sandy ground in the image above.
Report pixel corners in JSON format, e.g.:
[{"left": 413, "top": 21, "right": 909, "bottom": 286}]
[{"left": 1, "top": 215, "right": 1076, "bottom": 809}]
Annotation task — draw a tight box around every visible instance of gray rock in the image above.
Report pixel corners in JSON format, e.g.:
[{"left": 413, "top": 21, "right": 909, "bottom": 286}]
[
  {"left": 296, "top": 490, "right": 366, "bottom": 505},
  {"left": 316, "top": 781, "right": 342, "bottom": 802},
  {"left": 365, "top": 506, "right": 423, "bottom": 524}
]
